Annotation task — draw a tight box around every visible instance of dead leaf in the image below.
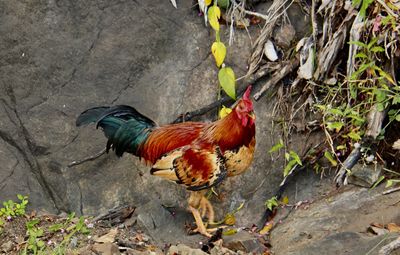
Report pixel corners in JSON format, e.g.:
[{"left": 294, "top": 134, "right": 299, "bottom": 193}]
[
  {"left": 393, "top": 139, "right": 400, "bottom": 150},
  {"left": 298, "top": 37, "right": 314, "bottom": 80},
  {"left": 259, "top": 220, "right": 273, "bottom": 235},
  {"left": 371, "top": 222, "right": 385, "bottom": 228},
  {"left": 368, "top": 226, "right": 389, "bottom": 235},
  {"left": 169, "top": 0, "right": 177, "bottom": 8},
  {"left": 264, "top": 40, "right": 278, "bottom": 62},
  {"left": 94, "top": 228, "right": 118, "bottom": 243},
  {"left": 281, "top": 196, "right": 289, "bottom": 205},
  {"left": 387, "top": 223, "right": 400, "bottom": 233}
]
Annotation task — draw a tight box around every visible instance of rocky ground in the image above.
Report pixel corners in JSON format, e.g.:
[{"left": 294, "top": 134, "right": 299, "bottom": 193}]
[{"left": 1, "top": 0, "right": 399, "bottom": 254}]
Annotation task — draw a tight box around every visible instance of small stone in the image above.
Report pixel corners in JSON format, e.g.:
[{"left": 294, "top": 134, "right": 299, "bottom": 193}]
[
  {"left": 368, "top": 226, "right": 389, "bottom": 236},
  {"left": 223, "top": 231, "right": 265, "bottom": 253},
  {"left": 69, "top": 237, "right": 78, "bottom": 248},
  {"left": 347, "top": 163, "right": 382, "bottom": 188},
  {"left": 167, "top": 244, "right": 208, "bottom": 255},
  {"left": 1, "top": 240, "right": 14, "bottom": 252},
  {"left": 92, "top": 242, "right": 121, "bottom": 255},
  {"left": 210, "top": 245, "right": 244, "bottom": 255},
  {"left": 274, "top": 24, "right": 296, "bottom": 49}
]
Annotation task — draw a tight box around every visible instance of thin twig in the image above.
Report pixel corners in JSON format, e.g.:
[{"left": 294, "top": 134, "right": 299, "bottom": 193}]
[
  {"left": 376, "top": 0, "right": 399, "bottom": 18},
  {"left": 68, "top": 148, "right": 107, "bottom": 167},
  {"left": 173, "top": 65, "right": 273, "bottom": 123},
  {"left": 253, "top": 55, "right": 300, "bottom": 101},
  {"left": 382, "top": 186, "right": 400, "bottom": 195}
]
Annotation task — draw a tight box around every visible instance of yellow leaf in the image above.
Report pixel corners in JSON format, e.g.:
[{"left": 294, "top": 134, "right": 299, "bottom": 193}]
[
  {"left": 205, "top": 0, "right": 212, "bottom": 6},
  {"left": 218, "top": 67, "right": 236, "bottom": 99},
  {"left": 387, "top": 223, "right": 400, "bottom": 233},
  {"left": 259, "top": 221, "right": 273, "bottom": 235},
  {"left": 224, "top": 213, "right": 236, "bottom": 225},
  {"left": 207, "top": 6, "right": 220, "bottom": 31},
  {"left": 223, "top": 229, "right": 237, "bottom": 236},
  {"left": 219, "top": 105, "right": 232, "bottom": 119},
  {"left": 211, "top": 42, "right": 226, "bottom": 67},
  {"left": 281, "top": 196, "right": 289, "bottom": 205}
]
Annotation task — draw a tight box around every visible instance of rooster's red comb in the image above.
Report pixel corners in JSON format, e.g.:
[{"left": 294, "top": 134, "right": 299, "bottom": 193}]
[{"left": 243, "top": 85, "right": 252, "bottom": 101}]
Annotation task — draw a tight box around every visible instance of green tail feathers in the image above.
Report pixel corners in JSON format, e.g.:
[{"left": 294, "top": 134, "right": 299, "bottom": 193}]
[{"left": 76, "top": 105, "right": 156, "bottom": 157}]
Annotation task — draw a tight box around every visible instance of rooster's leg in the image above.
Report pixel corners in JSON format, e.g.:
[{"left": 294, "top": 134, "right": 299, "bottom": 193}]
[
  {"left": 188, "top": 191, "right": 218, "bottom": 237},
  {"left": 199, "top": 196, "right": 215, "bottom": 224}
]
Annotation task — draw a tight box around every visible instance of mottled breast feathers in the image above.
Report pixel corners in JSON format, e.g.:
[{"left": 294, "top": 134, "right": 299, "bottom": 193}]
[{"left": 151, "top": 145, "right": 227, "bottom": 191}]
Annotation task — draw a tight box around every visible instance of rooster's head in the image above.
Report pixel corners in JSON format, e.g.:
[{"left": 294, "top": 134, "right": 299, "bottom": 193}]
[{"left": 234, "top": 86, "right": 255, "bottom": 127}]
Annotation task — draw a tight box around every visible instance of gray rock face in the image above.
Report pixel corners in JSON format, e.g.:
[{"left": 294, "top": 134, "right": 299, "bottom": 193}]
[
  {"left": 0, "top": 0, "right": 285, "bottom": 239},
  {"left": 271, "top": 186, "right": 400, "bottom": 255},
  {"left": 3, "top": 1, "right": 397, "bottom": 254}
]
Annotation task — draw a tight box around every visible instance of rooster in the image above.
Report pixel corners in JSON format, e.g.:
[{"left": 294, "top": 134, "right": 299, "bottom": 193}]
[{"left": 76, "top": 86, "right": 256, "bottom": 237}]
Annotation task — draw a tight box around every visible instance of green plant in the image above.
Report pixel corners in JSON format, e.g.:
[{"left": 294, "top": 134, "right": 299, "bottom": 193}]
[
  {"left": 205, "top": 1, "right": 238, "bottom": 117},
  {"left": 352, "top": 0, "right": 374, "bottom": 18},
  {"left": 269, "top": 139, "right": 302, "bottom": 177},
  {"left": 312, "top": 31, "right": 399, "bottom": 171},
  {"left": 0, "top": 194, "right": 28, "bottom": 219},
  {"left": 265, "top": 196, "right": 278, "bottom": 211},
  {"left": 18, "top": 212, "right": 91, "bottom": 255},
  {"left": 22, "top": 219, "right": 45, "bottom": 255}
]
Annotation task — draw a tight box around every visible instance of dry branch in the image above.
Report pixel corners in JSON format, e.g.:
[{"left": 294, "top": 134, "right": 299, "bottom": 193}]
[
  {"left": 379, "top": 237, "right": 400, "bottom": 255},
  {"left": 253, "top": 56, "right": 300, "bottom": 101},
  {"left": 382, "top": 187, "right": 400, "bottom": 195},
  {"left": 366, "top": 105, "right": 387, "bottom": 139},
  {"left": 314, "top": 8, "right": 356, "bottom": 81},
  {"left": 334, "top": 147, "right": 361, "bottom": 186},
  {"left": 335, "top": 103, "right": 387, "bottom": 186},
  {"left": 68, "top": 148, "right": 107, "bottom": 167},
  {"left": 246, "top": 0, "right": 293, "bottom": 76}
]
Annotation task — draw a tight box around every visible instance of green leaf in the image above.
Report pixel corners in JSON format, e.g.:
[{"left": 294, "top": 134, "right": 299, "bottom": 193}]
[
  {"left": 283, "top": 160, "right": 297, "bottom": 177},
  {"left": 367, "top": 37, "right": 378, "bottom": 50},
  {"left": 385, "top": 179, "right": 400, "bottom": 188},
  {"left": 37, "top": 240, "right": 45, "bottom": 247},
  {"left": 370, "top": 176, "right": 385, "bottom": 189},
  {"left": 396, "top": 114, "right": 400, "bottom": 122},
  {"left": 207, "top": 6, "right": 221, "bottom": 31},
  {"left": 348, "top": 130, "right": 362, "bottom": 141},
  {"left": 376, "top": 103, "right": 385, "bottom": 111},
  {"left": 354, "top": 52, "right": 368, "bottom": 59},
  {"left": 392, "top": 96, "right": 400, "bottom": 105},
  {"left": 269, "top": 139, "right": 284, "bottom": 153},
  {"left": 374, "top": 89, "right": 386, "bottom": 103},
  {"left": 324, "top": 151, "right": 338, "bottom": 167},
  {"left": 211, "top": 42, "right": 226, "bottom": 67},
  {"left": 289, "top": 151, "right": 302, "bottom": 166},
  {"left": 360, "top": 0, "right": 374, "bottom": 18},
  {"left": 218, "top": 67, "right": 236, "bottom": 99},
  {"left": 327, "top": 122, "right": 344, "bottom": 132},
  {"left": 371, "top": 46, "right": 385, "bottom": 53},
  {"left": 349, "top": 83, "right": 358, "bottom": 99},
  {"left": 265, "top": 196, "right": 278, "bottom": 211},
  {"left": 349, "top": 40, "right": 368, "bottom": 48},
  {"left": 348, "top": 114, "right": 365, "bottom": 123},
  {"left": 17, "top": 194, "right": 24, "bottom": 200},
  {"left": 328, "top": 108, "right": 344, "bottom": 116},
  {"left": 217, "top": 0, "right": 230, "bottom": 9}
]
